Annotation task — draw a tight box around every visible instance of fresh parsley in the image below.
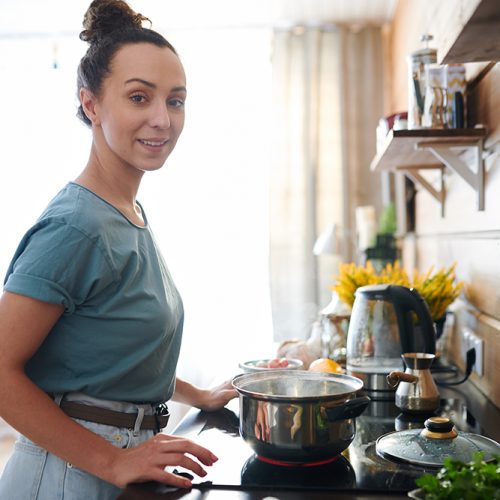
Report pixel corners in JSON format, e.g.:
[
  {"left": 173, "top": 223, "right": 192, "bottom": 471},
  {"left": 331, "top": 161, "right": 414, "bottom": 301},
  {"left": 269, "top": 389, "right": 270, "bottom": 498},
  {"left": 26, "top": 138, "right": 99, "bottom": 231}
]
[{"left": 415, "top": 452, "right": 500, "bottom": 499}]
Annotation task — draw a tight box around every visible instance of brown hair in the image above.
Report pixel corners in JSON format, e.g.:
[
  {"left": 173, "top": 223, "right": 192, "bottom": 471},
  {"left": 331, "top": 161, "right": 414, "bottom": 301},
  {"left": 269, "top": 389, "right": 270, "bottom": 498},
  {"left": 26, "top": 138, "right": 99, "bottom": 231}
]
[{"left": 76, "top": 0, "right": 177, "bottom": 126}]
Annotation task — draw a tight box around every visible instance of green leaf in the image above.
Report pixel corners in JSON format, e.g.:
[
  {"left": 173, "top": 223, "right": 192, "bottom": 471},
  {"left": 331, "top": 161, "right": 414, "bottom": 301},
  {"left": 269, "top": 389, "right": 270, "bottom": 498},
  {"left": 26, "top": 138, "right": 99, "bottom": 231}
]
[
  {"left": 414, "top": 453, "right": 500, "bottom": 499},
  {"left": 415, "top": 473, "right": 440, "bottom": 490}
]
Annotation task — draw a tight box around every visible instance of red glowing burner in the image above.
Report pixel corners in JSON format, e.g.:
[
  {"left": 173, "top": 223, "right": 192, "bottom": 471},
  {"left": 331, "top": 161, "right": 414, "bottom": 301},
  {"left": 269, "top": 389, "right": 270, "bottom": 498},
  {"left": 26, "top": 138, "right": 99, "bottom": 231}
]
[{"left": 255, "top": 455, "right": 339, "bottom": 467}]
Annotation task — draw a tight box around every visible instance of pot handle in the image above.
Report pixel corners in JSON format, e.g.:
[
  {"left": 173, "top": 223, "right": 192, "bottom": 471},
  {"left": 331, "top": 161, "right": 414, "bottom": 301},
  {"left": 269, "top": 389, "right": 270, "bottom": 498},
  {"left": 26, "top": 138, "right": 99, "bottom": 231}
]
[{"left": 325, "top": 396, "right": 371, "bottom": 422}]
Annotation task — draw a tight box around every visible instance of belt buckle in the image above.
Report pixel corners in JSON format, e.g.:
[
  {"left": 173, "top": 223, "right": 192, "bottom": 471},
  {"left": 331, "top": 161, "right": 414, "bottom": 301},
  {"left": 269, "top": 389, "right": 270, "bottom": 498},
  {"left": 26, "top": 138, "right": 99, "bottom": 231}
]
[
  {"left": 155, "top": 402, "right": 169, "bottom": 417},
  {"left": 153, "top": 403, "right": 169, "bottom": 433}
]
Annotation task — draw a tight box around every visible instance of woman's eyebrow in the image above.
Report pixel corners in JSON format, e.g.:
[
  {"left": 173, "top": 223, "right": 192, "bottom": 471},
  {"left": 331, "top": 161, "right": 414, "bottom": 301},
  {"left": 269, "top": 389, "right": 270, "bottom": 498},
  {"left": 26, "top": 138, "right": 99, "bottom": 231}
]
[
  {"left": 124, "top": 78, "right": 186, "bottom": 93},
  {"left": 125, "top": 78, "right": 156, "bottom": 88}
]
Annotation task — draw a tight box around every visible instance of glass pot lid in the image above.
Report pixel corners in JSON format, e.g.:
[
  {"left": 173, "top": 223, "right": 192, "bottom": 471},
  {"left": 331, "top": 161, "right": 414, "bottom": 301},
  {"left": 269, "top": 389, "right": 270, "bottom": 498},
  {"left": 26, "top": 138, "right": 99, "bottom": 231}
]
[{"left": 376, "top": 417, "right": 500, "bottom": 468}]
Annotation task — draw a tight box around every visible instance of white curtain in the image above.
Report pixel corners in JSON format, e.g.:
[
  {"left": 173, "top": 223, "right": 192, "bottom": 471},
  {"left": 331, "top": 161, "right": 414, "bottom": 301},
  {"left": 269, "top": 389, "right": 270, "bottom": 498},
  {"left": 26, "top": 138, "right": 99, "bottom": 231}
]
[{"left": 269, "top": 25, "right": 385, "bottom": 341}]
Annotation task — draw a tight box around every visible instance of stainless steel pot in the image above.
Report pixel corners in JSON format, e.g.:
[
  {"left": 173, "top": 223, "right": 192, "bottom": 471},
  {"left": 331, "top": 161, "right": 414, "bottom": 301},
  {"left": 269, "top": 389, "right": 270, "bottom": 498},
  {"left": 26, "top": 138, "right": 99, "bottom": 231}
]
[{"left": 232, "top": 370, "right": 370, "bottom": 463}]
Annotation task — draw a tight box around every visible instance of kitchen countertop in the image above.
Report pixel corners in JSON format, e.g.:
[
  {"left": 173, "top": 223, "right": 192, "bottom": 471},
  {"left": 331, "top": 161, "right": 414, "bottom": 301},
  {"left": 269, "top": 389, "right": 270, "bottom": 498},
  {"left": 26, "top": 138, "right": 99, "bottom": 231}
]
[
  {"left": 118, "top": 373, "right": 500, "bottom": 500},
  {"left": 119, "top": 484, "right": 410, "bottom": 499}
]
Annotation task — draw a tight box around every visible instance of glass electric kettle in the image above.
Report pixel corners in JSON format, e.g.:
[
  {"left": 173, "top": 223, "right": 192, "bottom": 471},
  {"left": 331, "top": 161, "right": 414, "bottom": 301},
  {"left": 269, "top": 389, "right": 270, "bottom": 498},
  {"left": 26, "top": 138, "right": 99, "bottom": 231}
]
[{"left": 346, "top": 284, "right": 436, "bottom": 394}]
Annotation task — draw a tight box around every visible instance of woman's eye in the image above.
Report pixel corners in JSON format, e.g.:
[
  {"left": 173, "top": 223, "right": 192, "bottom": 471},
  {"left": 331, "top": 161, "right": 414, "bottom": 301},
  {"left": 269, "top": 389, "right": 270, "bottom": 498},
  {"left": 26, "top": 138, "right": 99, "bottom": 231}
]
[
  {"left": 168, "top": 98, "right": 185, "bottom": 109},
  {"left": 130, "top": 94, "right": 146, "bottom": 103}
]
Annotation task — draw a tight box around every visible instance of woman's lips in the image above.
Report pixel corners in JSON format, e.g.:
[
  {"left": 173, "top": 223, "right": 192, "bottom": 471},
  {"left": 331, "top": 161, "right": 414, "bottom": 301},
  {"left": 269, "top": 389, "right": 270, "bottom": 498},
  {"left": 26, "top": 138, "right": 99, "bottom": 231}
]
[
  {"left": 138, "top": 138, "right": 169, "bottom": 152},
  {"left": 139, "top": 138, "right": 168, "bottom": 147}
]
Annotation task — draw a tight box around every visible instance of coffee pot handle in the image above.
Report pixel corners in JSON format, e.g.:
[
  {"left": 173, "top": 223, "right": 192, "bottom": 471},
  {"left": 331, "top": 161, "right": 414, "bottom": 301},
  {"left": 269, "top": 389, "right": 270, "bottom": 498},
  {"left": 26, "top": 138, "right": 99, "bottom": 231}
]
[{"left": 387, "top": 371, "right": 419, "bottom": 388}]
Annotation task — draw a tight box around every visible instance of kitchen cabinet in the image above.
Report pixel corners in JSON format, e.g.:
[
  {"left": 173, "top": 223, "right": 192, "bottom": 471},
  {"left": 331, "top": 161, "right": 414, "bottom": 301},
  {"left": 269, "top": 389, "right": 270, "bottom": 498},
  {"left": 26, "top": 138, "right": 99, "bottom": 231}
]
[{"left": 370, "top": 127, "right": 487, "bottom": 216}]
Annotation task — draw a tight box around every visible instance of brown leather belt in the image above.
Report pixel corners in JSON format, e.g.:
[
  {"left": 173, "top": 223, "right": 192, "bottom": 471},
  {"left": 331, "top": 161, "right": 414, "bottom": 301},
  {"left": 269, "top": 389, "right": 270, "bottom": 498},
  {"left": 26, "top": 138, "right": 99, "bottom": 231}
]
[{"left": 60, "top": 400, "right": 169, "bottom": 431}]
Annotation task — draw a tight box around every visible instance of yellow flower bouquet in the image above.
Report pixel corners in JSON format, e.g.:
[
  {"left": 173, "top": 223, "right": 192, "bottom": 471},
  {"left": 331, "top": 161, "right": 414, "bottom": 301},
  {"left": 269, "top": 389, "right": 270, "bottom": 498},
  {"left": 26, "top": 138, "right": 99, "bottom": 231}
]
[{"left": 332, "top": 261, "right": 463, "bottom": 321}]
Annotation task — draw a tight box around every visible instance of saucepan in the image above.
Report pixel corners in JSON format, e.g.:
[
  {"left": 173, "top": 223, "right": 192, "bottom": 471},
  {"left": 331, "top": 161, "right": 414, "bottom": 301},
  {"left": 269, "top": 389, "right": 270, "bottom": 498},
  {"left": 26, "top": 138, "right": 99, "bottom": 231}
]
[{"left": 232, "top": 370, "right": 370, "bottom": 463}]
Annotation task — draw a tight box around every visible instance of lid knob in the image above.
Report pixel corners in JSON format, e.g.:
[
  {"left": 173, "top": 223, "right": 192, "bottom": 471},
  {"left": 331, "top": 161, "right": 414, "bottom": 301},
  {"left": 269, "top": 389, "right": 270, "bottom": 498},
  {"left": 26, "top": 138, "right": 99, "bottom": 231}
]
[{"left": 421, "top": 417, "right": 458, "bottom": 440}]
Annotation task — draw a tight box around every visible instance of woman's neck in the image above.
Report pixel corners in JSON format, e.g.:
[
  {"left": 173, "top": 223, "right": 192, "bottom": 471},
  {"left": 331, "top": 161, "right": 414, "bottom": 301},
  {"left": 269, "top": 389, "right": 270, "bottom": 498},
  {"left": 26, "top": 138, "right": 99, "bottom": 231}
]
[{"left": 75, "top": 150, "right": 146, "bottom": 226}]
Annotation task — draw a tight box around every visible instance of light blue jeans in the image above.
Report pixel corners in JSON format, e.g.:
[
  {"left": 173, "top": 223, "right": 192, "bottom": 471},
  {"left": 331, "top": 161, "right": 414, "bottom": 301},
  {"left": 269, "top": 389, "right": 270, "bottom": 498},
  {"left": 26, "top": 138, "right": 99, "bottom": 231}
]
[{"left": 0, "top": 393, "right": 157, "bottom": 500}]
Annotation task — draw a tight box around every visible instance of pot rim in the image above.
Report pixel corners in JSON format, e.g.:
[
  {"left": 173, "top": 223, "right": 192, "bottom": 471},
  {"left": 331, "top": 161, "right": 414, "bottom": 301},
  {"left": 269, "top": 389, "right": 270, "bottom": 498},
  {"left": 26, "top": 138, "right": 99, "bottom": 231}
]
[{"left": 232, "top": 369, "right": 364, "bottom": 402}]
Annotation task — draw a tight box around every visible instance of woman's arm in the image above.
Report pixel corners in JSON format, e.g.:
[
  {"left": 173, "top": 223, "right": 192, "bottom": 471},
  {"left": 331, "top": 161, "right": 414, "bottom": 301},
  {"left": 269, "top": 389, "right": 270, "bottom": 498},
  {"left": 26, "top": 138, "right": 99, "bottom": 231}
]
[
  {"left": 172, "top": 377, "right": 237, "bottom": 411},
  {"left": 0, "top": 292, "right": 216, "bottom": 489}
]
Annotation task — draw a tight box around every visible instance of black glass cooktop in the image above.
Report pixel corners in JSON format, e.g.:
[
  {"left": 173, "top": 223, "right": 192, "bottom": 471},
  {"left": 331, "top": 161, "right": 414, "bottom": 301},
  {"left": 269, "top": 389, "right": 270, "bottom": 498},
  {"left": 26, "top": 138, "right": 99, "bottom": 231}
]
[{"left": 170, "top": 386, "right": 498, "bottom": 494}]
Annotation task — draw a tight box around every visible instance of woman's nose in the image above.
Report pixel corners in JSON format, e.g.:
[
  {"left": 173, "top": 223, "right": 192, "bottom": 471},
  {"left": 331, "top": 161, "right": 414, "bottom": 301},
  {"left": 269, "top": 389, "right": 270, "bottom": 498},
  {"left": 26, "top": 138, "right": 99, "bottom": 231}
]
[{"left": 150, "top": 102, "right": 171, "bottom": 129}]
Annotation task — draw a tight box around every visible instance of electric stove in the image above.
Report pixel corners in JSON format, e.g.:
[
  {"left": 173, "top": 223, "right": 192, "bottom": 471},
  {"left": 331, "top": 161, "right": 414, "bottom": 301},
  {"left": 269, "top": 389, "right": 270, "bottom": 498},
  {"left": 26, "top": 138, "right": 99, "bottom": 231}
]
[{"left": 119, "top": 378, "right": 500, "bottom": 499}]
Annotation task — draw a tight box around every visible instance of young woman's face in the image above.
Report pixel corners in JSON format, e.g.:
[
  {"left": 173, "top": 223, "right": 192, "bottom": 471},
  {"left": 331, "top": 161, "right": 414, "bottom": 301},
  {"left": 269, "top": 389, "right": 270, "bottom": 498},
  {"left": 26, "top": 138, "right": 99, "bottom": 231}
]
[{"left": 89, "top": 43, "right": 187, "bottom": 173}]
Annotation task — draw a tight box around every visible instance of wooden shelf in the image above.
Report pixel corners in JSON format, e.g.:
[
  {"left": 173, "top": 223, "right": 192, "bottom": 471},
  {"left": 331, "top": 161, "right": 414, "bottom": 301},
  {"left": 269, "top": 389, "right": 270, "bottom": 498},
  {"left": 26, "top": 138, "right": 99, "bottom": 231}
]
[
  {"left": 371, "top": 128, "right": 487, "bottom": 215},
  {"left": 438, "top": 0, "right": 500, "bottom": 64},
  {"left": 370, "top": 128, "right": 487, "bottom": 172}
]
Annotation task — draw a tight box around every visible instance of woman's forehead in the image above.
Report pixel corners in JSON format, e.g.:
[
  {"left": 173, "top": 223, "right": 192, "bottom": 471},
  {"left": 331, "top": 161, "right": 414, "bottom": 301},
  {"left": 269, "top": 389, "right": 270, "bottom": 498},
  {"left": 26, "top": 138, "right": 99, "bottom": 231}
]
[{"left": 109, "top": 43, "right": 186, "bottom": 88}]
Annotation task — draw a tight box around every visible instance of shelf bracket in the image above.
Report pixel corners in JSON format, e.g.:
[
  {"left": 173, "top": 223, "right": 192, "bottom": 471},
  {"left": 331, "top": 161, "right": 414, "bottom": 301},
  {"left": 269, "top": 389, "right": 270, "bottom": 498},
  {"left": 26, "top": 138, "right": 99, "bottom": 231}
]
[
  {"left": 416, "top": 139, "right": 485, "bottom": 211},
  {"left": 400, "top": 165, "right": 446, "bottom": 217}
]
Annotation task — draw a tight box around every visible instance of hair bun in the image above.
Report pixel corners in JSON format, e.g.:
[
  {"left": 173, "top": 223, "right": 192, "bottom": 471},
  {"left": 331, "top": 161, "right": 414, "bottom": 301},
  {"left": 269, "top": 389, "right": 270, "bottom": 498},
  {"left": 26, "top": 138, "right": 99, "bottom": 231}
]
[{"left": 80, "top": 0, "right": 150, "bottom": 43}]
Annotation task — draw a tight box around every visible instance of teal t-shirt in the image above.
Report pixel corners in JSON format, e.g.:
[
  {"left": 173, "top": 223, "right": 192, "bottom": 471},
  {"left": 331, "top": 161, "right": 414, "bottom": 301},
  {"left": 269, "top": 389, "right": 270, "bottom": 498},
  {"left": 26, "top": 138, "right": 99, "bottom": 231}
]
[{"left": 4, "top": 182, "right": 183, "bottom": 404}]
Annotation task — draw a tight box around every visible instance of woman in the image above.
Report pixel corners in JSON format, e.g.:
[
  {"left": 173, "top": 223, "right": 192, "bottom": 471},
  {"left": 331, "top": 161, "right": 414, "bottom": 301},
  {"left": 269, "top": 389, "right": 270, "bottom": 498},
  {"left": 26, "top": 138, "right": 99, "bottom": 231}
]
[{"left": 0, "top": 0, "right": 236, "bottom": 497}]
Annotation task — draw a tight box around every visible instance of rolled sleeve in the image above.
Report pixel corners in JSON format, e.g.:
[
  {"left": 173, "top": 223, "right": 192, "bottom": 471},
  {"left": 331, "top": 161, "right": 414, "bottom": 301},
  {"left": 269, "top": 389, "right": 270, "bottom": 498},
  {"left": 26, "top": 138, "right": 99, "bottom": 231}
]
[
  {"left": 4, "top": 273, "right": 75, "bottom": 313},
  {"left": 4, "top": 220, "right": 115, "bottom": 314}
]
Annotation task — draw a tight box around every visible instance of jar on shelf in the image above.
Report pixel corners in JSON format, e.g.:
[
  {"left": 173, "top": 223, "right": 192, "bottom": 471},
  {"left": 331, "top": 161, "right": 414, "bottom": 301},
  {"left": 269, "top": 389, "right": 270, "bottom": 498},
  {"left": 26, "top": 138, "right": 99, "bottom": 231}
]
[
  {"left": 422, "top": 64, "right": 447, "bottom": 128},
  {"left": 407, "top": 34, "right": 437, "bottom": 129},
  {"left": 445, "top": 64, "right": 466, "bottom": 128}
]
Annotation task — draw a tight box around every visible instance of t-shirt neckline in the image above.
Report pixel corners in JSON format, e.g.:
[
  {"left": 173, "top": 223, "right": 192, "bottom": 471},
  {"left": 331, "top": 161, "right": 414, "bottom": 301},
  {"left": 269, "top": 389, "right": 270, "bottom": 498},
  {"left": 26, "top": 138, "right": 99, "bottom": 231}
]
[{"left": 68, "top": 181, "right": 148, "bottom": 229}]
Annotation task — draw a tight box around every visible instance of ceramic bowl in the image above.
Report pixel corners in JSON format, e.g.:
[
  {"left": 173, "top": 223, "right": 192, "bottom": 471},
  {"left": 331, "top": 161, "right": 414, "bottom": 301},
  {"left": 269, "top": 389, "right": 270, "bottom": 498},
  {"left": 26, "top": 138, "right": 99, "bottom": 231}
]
[{"left": 238, "top": 358, "right": 304, "bottom": 373}]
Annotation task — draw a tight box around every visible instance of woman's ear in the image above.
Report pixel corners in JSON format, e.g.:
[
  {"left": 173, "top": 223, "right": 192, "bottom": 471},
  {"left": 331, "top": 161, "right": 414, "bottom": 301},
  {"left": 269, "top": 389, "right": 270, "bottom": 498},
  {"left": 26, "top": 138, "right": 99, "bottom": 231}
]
[{"left": 80, "top": 88, "right": 100, "bottom": 126}]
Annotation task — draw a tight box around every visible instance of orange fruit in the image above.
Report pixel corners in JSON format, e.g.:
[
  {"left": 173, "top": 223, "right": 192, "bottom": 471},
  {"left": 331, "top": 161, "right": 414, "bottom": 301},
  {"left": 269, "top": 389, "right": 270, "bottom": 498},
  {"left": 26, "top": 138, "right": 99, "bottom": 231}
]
[{"left": 308, "top": 358, "right": 343, "bottom": 374}]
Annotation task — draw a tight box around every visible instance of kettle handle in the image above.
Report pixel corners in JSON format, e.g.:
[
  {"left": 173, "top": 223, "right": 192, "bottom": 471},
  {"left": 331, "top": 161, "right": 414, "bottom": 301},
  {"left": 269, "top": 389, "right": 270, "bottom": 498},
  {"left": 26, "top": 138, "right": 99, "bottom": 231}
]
[{"left": 388, "top": 286, "right": 436, "bottom": 355}]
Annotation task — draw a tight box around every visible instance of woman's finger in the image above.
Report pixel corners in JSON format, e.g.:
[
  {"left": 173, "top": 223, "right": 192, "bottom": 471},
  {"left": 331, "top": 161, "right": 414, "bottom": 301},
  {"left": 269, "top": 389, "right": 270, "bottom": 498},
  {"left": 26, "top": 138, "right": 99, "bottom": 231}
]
[
  {"left": 157, "top": 452, "right": 208, "bottom": 478},
  {"left": 151, "top": 435, "right": 218, "bottom": 465},
  {"left": 148, "top": 468, "right": 193, "bottom": 489}
]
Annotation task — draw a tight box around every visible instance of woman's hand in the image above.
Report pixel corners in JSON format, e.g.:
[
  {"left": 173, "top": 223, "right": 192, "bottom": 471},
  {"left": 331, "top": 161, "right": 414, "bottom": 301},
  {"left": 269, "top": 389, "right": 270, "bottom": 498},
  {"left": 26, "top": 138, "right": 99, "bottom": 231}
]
[
  {"left": 196, "top": 379, "right": 238, "bottom": 412},
  {"left": 172, "top": 377, "right": 237, "bottom": 412},
  {"left": 108, "top": 433, "right": 218, "bottom": 489}
]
